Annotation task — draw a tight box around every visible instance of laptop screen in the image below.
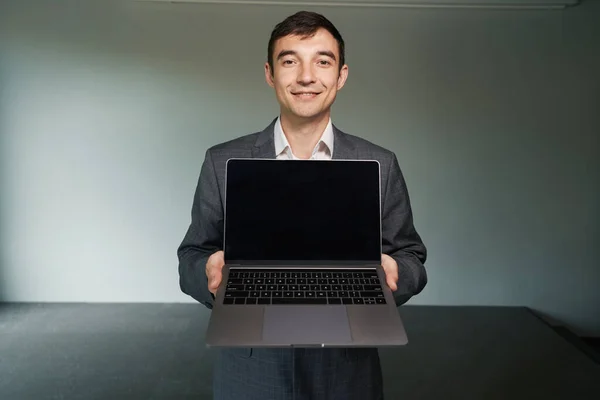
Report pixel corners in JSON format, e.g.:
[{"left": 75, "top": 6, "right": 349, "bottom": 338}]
[{"left": 224, "top": 159, "right": 381, "bottom": 263}]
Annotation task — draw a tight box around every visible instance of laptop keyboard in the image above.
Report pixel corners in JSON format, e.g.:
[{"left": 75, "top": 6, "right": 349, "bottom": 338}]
[{"left": 222, "top": 269, "right": 387, "bottom": 305}]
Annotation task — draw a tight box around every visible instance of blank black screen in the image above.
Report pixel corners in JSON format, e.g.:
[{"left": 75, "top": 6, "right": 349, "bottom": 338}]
[{"left": 224, "top": 159, "right": 381, "bottom": 263}]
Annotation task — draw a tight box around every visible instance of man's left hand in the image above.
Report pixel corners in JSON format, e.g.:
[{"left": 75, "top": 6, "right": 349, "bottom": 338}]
[{"left": 381, "top": 254, "right": 398, "bottom": 291}]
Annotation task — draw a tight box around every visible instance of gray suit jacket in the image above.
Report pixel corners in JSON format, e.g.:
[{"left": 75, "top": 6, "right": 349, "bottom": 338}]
[{"left": 177, "top": 119, "right": 427, "bottom": 399}]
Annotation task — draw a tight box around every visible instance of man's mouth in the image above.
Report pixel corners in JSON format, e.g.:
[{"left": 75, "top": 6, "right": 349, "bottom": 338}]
[{"left": 292, "top": 91, "right": 321, "bottom": 98}]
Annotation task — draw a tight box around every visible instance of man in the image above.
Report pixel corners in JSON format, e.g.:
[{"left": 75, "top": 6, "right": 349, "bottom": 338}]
[{"left": 177, "top": 11, "right": 427, "bottom": 400}]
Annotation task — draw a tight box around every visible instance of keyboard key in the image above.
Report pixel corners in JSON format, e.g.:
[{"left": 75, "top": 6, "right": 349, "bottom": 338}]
[
  {"left": 273, "top": 291, "right": 282, "bottom": 298},
  {"left": 328, "top": 298, "right": 342, "bottom": 304},
  {"left": 306, "top": 291, "right": 316, "bottom": 298},
  {"left": 295, "top": 292, "right": 305, "bottom": 298},
  {"left": 258, "top": 298, "right": 271, "bottom": 304},
  {"left": 284, "top": 291, "right": 294, "bottom": 298},
  {"left": 342, "top": 298, "right": 353, "bottom": 304},
  {"left": 226, "top": 284, "right": 245, "bottom": 291},
  {"left": 376, "top": 298, "right": 386, "bottom": 304},
  {"left": 224, "top": 298, "right": 234, "bottom": 304},
  {"left": 317, "top": 291, "right": 326, "bottom": 298},
  {"left": 364, "top": 285, "right": 382, "bottom": 291},
  {"left": 234, "top": 298, "right": 245, "bottom": 304},
  {"left": 225, "top": 291, "right": 249, "bottom": 298},
  {"left": 246, "top": 298, "right": 257, "bottom": 305},
  {"left": 353, "top": 298, "right": 364, "bottom": 304},
  {"left": 272, "top": 298, "right": 327, "bottom": 305},
  {"left": 361, "top": 291, "right": 384, "bottom": 298}
]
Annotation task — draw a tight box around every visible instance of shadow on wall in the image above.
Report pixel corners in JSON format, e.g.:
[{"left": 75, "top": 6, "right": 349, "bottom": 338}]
[
  {"left": 0, "top": 72, "right": 6, "bottom": 302},
  {"left": 0, "top": 34, "right": 10, "bottom": 301}
]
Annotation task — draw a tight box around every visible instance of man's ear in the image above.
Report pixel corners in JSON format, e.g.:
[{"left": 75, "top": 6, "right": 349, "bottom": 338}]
[
  {"left": 337, "top": 64, "right": 349, "bottom": 91},
  {"left": 265, "top": 62, "right": 275, "bottom": 88}
]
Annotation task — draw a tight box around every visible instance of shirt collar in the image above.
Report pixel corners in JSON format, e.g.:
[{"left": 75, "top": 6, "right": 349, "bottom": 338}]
[{"left": 274, "top": 116, "right": 334, "bottom": 159}]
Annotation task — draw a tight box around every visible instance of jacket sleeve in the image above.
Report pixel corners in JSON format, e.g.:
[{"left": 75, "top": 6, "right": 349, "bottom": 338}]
[
  {"left": 177, "top": 149, "right": 224, "bottom": 309},
  {"left": 381, "top": 153, "right": 428, "bottom": 306}
]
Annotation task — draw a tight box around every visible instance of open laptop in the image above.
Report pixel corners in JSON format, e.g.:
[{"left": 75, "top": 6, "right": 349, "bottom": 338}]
[{"left": 205, "top": 158, "right": 408, "bottom": 348}]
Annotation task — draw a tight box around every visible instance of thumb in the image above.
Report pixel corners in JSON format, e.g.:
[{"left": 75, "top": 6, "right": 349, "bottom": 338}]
[{"left": 387, "top": 274, "right": 398, "bottom": 291}]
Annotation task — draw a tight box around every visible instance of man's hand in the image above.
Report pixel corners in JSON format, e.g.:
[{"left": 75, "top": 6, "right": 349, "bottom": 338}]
[
  {"left": 206, "top": 250, "right": 225, "bottom": 297},
  {"left": 381, "top": 254, "right": 398, "bottom": 291}
]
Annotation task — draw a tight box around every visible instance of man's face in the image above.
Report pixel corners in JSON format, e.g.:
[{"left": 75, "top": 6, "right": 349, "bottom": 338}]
[{"left": 265, "top": 28, "right": 348, "bottom": 123}]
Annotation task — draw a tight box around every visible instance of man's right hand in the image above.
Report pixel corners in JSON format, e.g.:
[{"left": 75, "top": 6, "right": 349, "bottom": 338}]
[{"left": 206, "top": 250, "right": 225, "bottom": 297}]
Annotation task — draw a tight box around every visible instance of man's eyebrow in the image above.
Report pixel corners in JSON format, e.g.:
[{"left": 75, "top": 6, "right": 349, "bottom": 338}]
[
  {"left": 317, "top": 50, "right": 336, "bottom": 61},
  {"left": 276, "top": 50, "right": 337, "bottom": 61},
  {"left": 277, "top": 50, "right": 297, "bottom": 60}
]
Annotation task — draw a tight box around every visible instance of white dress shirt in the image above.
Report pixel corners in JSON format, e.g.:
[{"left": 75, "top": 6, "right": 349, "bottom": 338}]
[{"left": 274, "top": 117, "right": 334, "bottom": 160}]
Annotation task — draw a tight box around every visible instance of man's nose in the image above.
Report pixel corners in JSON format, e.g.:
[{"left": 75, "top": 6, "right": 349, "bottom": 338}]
[{"left": 297, "top": 63, "right": 316, "bottom": 85}]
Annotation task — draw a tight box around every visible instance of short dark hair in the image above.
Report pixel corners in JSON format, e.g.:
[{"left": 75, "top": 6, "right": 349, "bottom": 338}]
[{"left": 267, "top": 11, "right": 345, "bottom": 74}]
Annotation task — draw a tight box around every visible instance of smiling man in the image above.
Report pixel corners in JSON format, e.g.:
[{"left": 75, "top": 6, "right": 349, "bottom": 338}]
[{"left": 177, "top": 11, "right": 427, "bottom": 400}]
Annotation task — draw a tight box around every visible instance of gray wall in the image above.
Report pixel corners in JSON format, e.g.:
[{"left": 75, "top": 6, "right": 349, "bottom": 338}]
[{"left": 0, "top": 1, "right": 598, "bottom": 335}]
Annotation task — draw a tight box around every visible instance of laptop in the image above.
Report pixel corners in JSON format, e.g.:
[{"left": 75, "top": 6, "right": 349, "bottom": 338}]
[{"left": 205, "top": 158, "right": 408, "bottom": 348}]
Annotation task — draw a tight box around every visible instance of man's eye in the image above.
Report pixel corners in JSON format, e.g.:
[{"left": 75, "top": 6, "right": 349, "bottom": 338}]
[
  {"left": 318, "top": 60, "right": 331, "bottom": 66},
  {"left": 282, "top": 60, "right": 294, "bottom": 65}
]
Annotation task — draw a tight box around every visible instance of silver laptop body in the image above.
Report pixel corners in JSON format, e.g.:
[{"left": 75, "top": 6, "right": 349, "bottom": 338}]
[{"left": 205, "top": 158, "right": 408, "bottom": 348}]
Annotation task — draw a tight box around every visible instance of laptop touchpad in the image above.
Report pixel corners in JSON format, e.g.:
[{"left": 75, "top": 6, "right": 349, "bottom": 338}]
[{"left": 262, "top": 306, "right": 352, "bottom": 345}]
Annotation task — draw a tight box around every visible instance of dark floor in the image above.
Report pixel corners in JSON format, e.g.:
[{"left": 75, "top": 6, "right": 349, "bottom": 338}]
[{"left": 0, "top": 303, "right": 599, "bottom": 400}]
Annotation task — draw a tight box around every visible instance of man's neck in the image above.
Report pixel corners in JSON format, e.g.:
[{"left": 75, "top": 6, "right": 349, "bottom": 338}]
[{"left": 280, "top": 112, "right": 330, "bottom": 159}]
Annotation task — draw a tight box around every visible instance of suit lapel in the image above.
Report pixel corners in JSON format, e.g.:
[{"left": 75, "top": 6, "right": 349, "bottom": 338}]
[
  {"left": 332, "top": 125, "right": 358, "bottom": 160},
  {"left": 252, "top": 118, "right": 277, "bottom": 159}
]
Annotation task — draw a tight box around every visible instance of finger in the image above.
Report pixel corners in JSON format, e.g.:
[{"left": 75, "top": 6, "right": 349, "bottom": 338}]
[
  {"left": 382, "top": 256, "right": 398, "bottom": 291},
  {"left": 386, "top": 275, "right": 398, "bottom": 291},
  {"left": 208, "top": 270, "right": 222, "bottom": 291}
]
